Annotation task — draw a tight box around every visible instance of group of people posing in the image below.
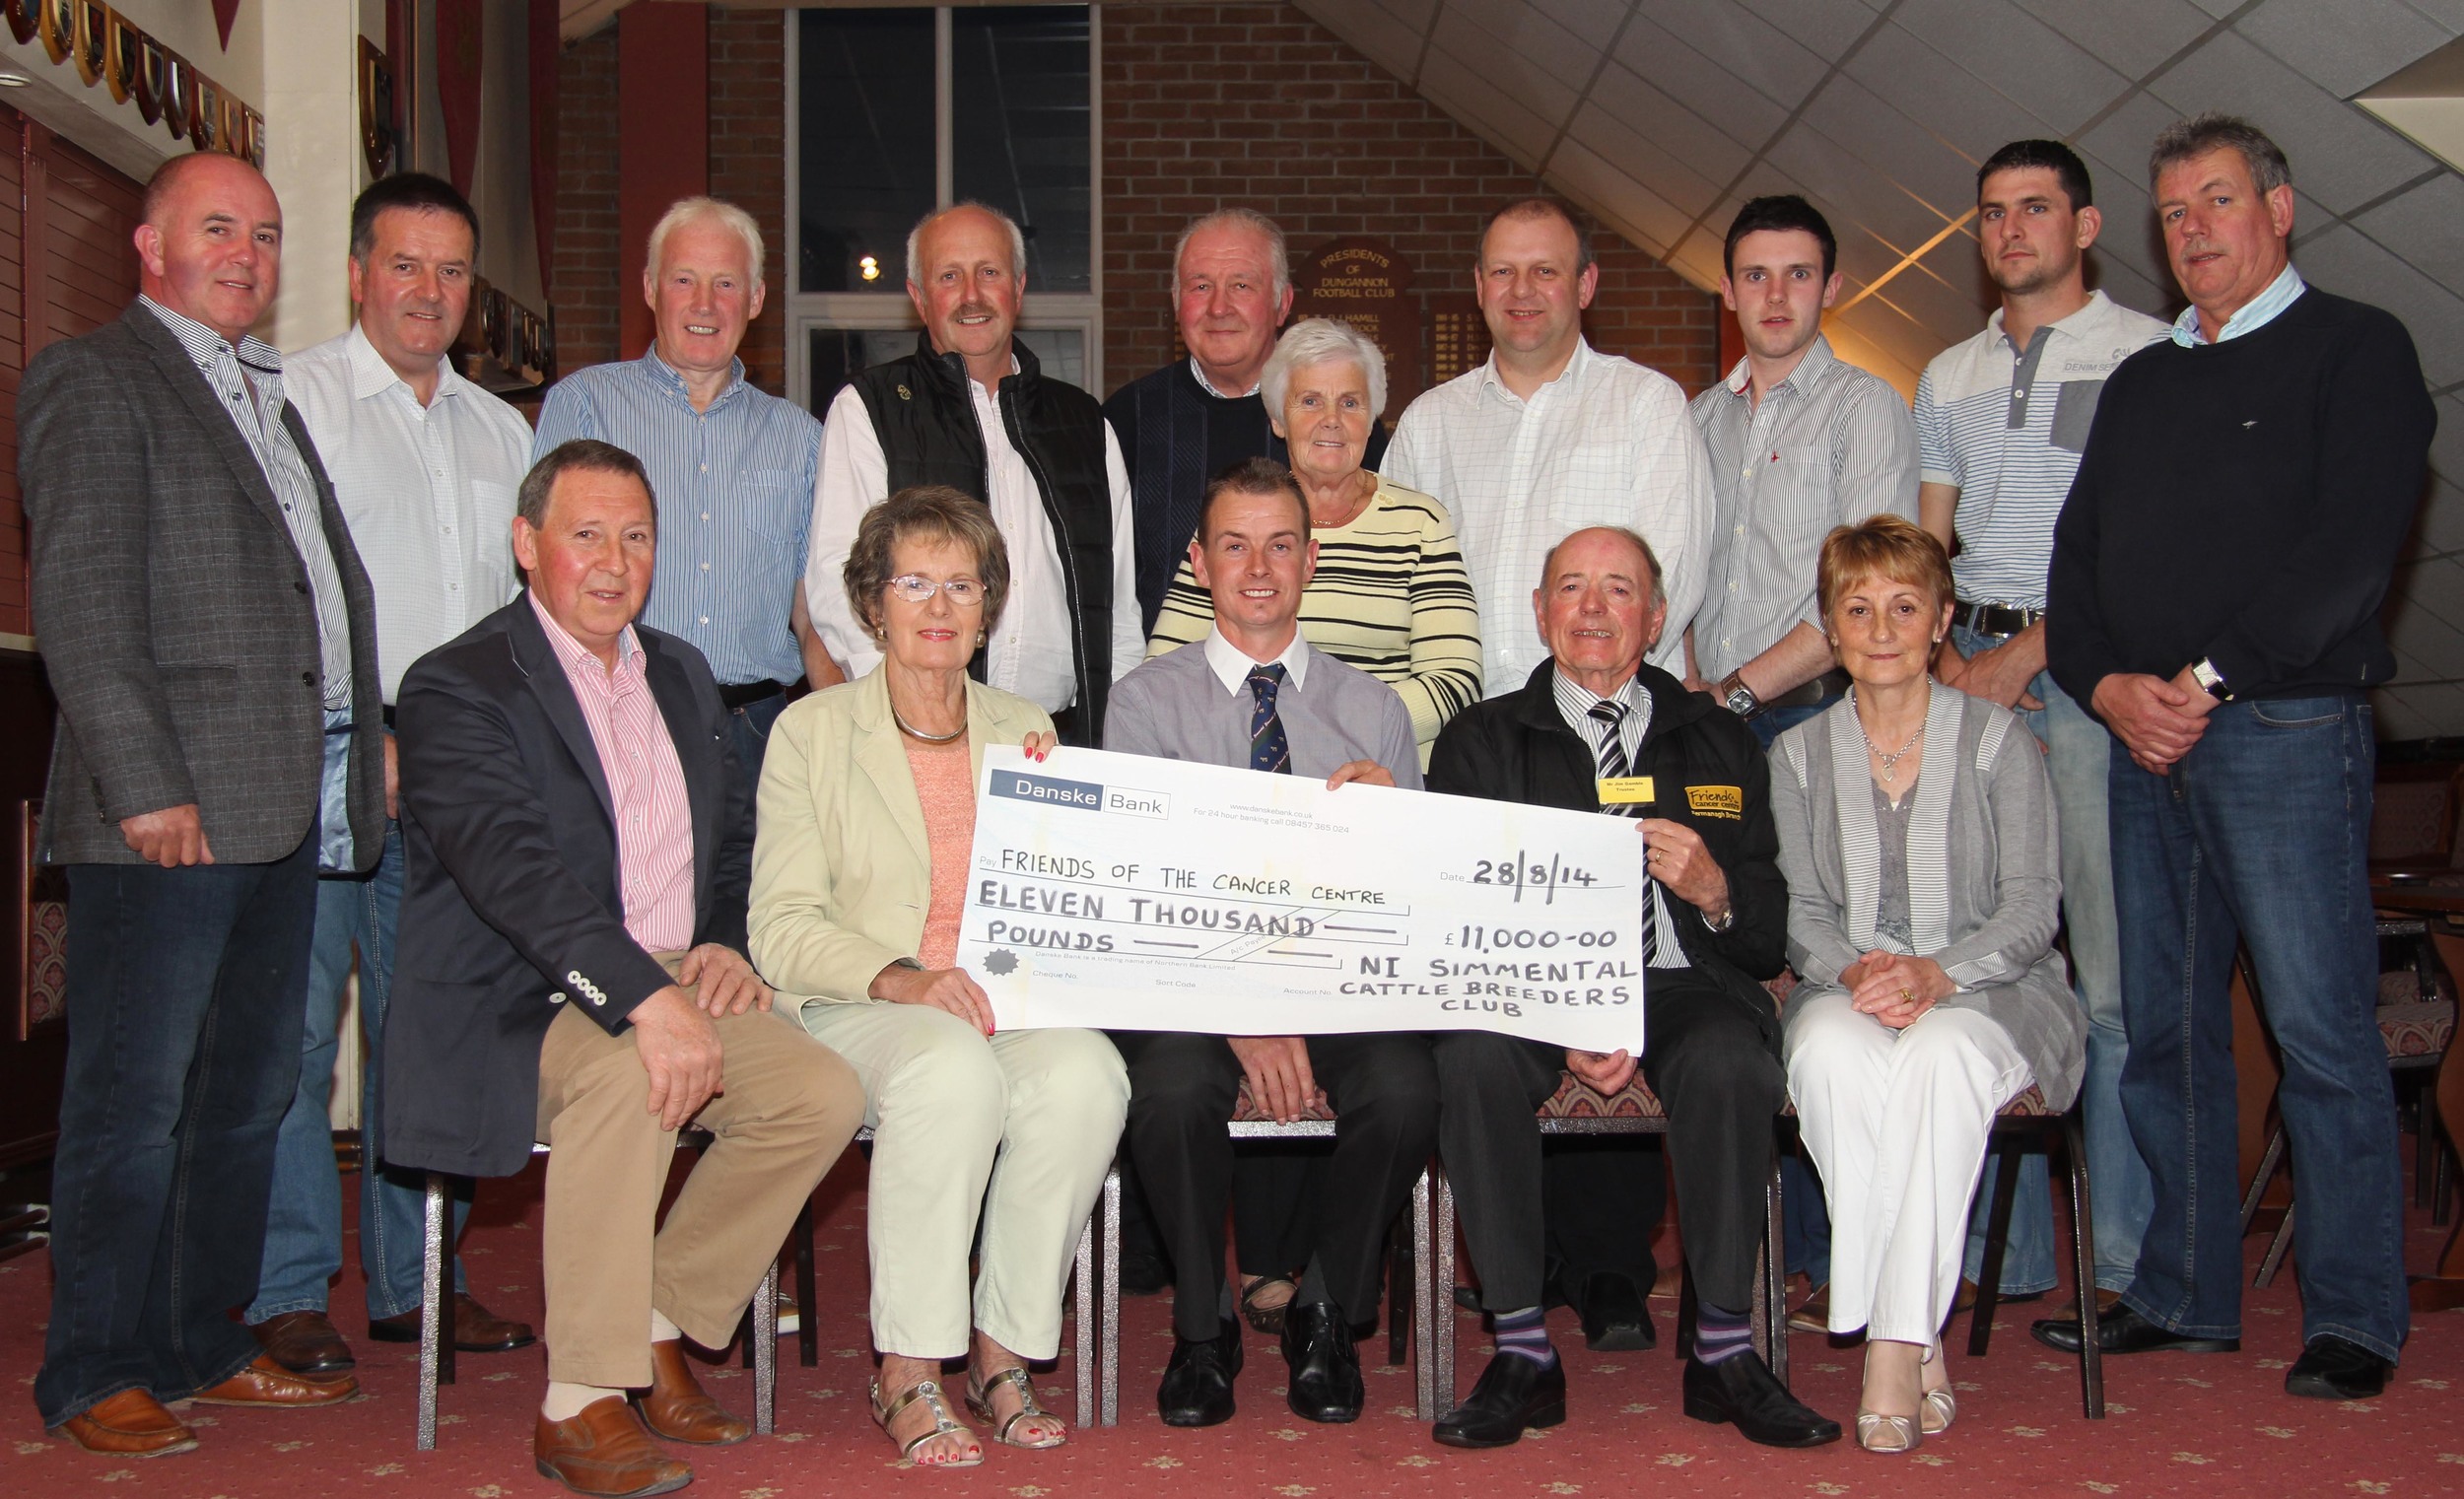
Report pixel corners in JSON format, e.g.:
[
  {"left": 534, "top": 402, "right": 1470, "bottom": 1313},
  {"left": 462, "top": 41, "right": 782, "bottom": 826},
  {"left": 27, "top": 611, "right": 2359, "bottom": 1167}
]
[{"left": 23, "top": 100, "right": 2432, "bottom": 1496}]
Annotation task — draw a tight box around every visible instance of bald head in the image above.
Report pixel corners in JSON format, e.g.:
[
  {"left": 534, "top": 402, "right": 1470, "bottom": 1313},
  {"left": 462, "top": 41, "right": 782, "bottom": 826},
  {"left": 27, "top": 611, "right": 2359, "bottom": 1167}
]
[{"left": 136, "top": 153, "right": 281, "bottom": 344}]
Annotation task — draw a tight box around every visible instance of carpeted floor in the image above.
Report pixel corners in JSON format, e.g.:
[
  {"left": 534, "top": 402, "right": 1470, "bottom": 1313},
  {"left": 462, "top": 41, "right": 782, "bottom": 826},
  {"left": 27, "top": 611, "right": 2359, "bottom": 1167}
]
[{"left": 4, "top": 1148, "right": 2462, "bottom": 1497}]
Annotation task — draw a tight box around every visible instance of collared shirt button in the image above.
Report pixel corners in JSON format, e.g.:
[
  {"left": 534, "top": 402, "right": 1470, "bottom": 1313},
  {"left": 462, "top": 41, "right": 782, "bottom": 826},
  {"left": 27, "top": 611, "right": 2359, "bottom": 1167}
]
[
  {"left": 701, "top": 512, "right": 711, "bottom": 521},
  {"left": 700, "top": 616, "right": 711, "bottom": 625},
  {"left": 702, "top": 562, "right": 711, "bottom": 571}
]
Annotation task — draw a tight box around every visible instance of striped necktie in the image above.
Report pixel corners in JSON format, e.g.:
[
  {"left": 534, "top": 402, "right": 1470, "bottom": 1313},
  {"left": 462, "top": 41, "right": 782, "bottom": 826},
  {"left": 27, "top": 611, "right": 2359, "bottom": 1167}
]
[
  {"left": 1248, "top": 664, "right": 1291, "bottom": 774},
  {"left": 1589, "top": 699, "right": 1659, "bottom": 965}
]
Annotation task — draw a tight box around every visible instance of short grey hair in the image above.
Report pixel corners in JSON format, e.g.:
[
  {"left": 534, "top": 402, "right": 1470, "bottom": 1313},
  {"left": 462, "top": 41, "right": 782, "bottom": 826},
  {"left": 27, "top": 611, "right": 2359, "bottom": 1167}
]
[
  {"left": 645, "top": 196, "right": 765, "bottom": 289},
  {"left": 2149, "top": 111, "right": 2292, "bottom": 197},
  {"left": 1173, "top": 208, "right": 1289, "bottom": 302},
  {"left": 1259, "top": 317, "right": 1388, "bottom": 422},
  {"left": 907, "top": 202, "right": 1029, "bottom": 291}
]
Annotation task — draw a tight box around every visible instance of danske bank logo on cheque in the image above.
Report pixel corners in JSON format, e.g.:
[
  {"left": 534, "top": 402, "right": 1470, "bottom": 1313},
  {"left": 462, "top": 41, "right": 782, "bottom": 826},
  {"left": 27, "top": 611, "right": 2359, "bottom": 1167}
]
[{"left": 992, "top": 770, "right": 1169, "bottom": 819}]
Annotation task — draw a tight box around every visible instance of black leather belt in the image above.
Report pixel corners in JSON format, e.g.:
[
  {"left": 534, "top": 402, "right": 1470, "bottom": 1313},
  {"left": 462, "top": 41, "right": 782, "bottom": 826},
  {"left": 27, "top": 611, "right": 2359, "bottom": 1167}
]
[
  {"left": 717, "top": 680, "right": 787, "bottom": 712},
  {"left": 1951, "top": 600, "right": 2045, "bottom": 636},
  {"left": 1763, "top": 668, "right": 1851, "bottom": 712}
]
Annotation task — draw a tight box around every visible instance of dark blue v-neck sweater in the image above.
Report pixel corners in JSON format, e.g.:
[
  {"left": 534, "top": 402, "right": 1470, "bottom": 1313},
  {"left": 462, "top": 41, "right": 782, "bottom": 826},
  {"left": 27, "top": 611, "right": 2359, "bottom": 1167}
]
[{"left": 2047, "top": 285, "right": 2435, "bottom": 705}]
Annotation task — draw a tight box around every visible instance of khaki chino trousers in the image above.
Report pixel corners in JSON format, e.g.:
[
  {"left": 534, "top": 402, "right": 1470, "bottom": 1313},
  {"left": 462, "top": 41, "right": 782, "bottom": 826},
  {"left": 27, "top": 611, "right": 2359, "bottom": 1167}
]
[{"left": 535, "top": 957, "right": 863, "bottom": 1389}]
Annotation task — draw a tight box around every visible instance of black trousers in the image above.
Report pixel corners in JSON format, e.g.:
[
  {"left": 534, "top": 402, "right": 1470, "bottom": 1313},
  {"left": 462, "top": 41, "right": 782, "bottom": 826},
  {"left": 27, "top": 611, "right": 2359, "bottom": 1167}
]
[
  {"left": 1439, "top": 969, "right": 1783, "bottom": 1318},
  {"left": 1116, "top": 1031, "right": 1438, "bottom": 1341}
]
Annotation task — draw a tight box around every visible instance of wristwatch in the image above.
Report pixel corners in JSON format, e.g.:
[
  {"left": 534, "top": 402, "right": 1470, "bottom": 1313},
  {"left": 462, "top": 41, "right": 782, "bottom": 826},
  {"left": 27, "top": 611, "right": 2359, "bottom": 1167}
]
[
  {"left": 2189, "top": 657, "right": 2229, "bottom": 701},
  {"left": 1719, "top": 670, "right": 1760, "bottom": 718},
  {"left": 1702, "top": 904, "right": 1737, "bottom": 934}
]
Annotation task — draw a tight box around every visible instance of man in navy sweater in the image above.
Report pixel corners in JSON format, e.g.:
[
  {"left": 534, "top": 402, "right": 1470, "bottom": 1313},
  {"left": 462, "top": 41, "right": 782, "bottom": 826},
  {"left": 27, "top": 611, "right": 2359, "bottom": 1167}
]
[{"left": 2040, "top": 113, "right": 2433, "bottom": 1399}]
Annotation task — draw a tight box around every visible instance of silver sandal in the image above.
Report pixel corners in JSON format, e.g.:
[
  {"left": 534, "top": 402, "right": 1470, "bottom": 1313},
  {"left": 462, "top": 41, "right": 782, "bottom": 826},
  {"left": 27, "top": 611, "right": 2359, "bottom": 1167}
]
[
  {"left": 965, "top": 1365, "right": 1066, "bottom": 1450},
  {"left": 870, "top": 1378, "right": 983, "bottom": 1467}
]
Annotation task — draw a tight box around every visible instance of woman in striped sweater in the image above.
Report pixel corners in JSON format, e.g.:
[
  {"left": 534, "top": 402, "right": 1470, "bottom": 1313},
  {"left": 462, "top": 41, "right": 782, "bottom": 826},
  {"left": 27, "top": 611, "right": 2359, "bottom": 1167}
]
[{"left": 1146, "top": 317, "right": 1481, "bottom": 766}]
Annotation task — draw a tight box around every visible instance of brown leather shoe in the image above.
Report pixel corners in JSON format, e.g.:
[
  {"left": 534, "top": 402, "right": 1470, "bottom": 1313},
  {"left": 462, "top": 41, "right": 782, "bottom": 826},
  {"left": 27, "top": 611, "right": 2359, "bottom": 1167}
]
[
  {"left": 187, "top": 1353, "right": 358, "bottom": 1407},
  {"left": 252, "top": 1310, "right": 357, "bottom": 1375},
  {"left": 51, "top": 1389, "right": 199, "bottom": 1458},
  {"left": 636, "top": 1337, "right": 750, "bottom": 1446},
  {"left": 535, "top": 1397, "right": 692, "bottom": 1498},
  {"left": 368, "top": 1292, "right": 539, "bottom": 1352},
  {"left": 1786, "top": 1282, "right": 1830, "bottom": 1334}
]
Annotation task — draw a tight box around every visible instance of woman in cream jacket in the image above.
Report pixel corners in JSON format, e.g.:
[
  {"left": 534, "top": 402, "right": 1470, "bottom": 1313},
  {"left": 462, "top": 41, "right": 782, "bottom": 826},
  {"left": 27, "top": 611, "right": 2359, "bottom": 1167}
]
[{"left": 749, "top": 486, "right": 1129, "bottom": 1469}]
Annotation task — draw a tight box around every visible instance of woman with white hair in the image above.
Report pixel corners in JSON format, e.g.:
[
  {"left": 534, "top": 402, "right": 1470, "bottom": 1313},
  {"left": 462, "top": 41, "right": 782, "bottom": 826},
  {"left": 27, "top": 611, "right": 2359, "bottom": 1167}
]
[{"left": 1147, "top": 317, "right": 1481, "bottom": 765}]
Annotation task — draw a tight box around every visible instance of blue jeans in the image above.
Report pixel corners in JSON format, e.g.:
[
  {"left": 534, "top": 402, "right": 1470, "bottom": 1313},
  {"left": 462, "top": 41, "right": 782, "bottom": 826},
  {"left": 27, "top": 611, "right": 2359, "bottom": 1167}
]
[
  {"left": 2108, "top": 694, "right": 2406, "bottom": 1359},
  {"left": 1951, "top": 625, "right": 2154, "bottom": 1294},
  {"left": 38, "top": 834, "right": 319, "bottom": 1427},
  {"left": 250, "top": 819, "right": 465, "bottom": 1323},
  {"left": 726, "top": 689, "right": 788, "bottom": 790}
]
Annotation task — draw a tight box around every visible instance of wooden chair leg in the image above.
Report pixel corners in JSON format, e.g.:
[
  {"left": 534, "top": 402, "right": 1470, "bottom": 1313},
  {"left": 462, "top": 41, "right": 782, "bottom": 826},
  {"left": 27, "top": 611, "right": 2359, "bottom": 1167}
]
[
  {"left": 1967, "top": 1135, "right": 2021, "bottom": 1358},
  {"left": 2237, "top": 1124, "right": 2289, "bottom": 1237},
  {"left": 794, "top": 1195, "right": 819, "bottom": 1368},
  {"left": 2060, "top": 1110, "right": 2104, "bottom": 1419},
  {"left": 2254, "top": 1199, "right": 2296, "bottom": 1288}
]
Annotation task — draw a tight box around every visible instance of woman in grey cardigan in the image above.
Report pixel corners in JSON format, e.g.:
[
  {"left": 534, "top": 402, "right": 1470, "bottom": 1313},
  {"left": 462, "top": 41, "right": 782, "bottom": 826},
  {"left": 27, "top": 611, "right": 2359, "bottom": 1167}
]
[{"left": 1768, "top": 516, "right": 2085, "bottom": 1456}]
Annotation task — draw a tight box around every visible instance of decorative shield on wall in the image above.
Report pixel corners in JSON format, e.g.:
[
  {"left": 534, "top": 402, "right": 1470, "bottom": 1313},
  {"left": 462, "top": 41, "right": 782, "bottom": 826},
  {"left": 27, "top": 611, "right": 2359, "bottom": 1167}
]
[
  {"left": 104, "top": 7, "right": 138, "bottom": 105},
  {"left": 70, "top": 0, "right": 103, "bottom": 88},
  {"left": 38, "top": 0, "right": 71, "bottom": 67},
  {"left": 359, "top": 35, "right": 397, "bottom": 179},
  {"left": 162, "top": 51, "right": 187, "bottom": 138},
  {"left": 136, "top": 34, "right": 165, "bottom": 124},
  {"left": 218, "top": 92, "right": 240, "bottom": 158},
  {"left": 241, "top": 107, "right": 263, "bottom": 169},
  {"left": 5, "top": 0, "right": 36, "bottom": 47},
  {"left": 190, "top": 77, "right": 216, "bottom": 152}
]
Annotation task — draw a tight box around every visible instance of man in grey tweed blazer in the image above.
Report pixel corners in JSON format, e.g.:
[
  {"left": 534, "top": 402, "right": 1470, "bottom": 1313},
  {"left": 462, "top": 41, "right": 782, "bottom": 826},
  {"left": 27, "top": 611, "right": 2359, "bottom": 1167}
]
[{"left": 25, "top": 153, "right": 384, "bottom": 1457}]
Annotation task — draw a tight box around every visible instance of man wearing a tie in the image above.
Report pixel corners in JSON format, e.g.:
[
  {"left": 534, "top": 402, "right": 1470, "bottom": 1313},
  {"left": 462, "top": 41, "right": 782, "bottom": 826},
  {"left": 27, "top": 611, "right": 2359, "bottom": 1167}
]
[
  {"left": 1103, "top": 458, "right": 1436, "bottom": 1431},
  {"left": 1422, "top": 526, "right": 1839, "bottom": 1451}
]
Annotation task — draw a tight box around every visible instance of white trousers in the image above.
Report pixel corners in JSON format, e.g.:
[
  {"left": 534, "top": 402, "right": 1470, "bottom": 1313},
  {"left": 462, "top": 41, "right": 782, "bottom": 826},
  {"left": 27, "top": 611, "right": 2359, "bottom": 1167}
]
[
  {"left": 795, "top": 1000, "right": 1128, "bottom": 1360},
  {"left": 1784, "top": 993, "right": 2032, "bottom": 1344}
]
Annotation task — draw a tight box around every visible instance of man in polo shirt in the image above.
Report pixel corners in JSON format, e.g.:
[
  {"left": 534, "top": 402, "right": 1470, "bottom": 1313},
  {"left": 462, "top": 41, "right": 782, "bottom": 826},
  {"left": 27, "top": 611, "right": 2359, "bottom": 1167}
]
[
  {"left": 532, "top": 195, "right": 826, "bottom": 784},
  {"left": 1916, "top": 140, "right": 2168, "bottom": 1323}
]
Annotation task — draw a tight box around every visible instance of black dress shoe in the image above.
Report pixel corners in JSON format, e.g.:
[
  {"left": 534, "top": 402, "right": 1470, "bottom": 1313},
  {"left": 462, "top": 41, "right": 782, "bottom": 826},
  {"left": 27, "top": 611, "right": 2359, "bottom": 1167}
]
[
  {"left": 1571, "top": 1271, "right": 1655, "bottom": 1352},
  {"left": 1433, "top": 1352, "right": 1566, "bottom": 1449},
  {"left": 2029, "top": 1303, "right": 2238, "bottom": 1355},
  {"left": 1157, "top": 1317, "right": 1243, "bottom": 1427},
  {"left": 2285, "top": 1335, "right": 2392, "bottom": 1399},
  {"left": 1681, "top": 1353, "right": 1842, "bottom": 1448},
  {"left": 1280, "top": 1301, "right": 1363, "bottom": 1424}
]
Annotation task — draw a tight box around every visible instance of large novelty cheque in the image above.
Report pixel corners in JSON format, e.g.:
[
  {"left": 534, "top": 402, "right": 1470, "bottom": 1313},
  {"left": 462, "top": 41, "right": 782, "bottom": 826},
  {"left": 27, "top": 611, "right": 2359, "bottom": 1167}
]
[{"left": 954, "top": 745, "right": 1649, "bottom": 1054}]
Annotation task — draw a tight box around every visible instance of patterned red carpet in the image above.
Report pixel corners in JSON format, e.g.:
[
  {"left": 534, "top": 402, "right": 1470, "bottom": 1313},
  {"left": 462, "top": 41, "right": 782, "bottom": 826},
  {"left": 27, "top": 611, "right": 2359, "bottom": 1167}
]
[{"left": 4, "top": 1150, "right": 2461, "bottom": 1497}]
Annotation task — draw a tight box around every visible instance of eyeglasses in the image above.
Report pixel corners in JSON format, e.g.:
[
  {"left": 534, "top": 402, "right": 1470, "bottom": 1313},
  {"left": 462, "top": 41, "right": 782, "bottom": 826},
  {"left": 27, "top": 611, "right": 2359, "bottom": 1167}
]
[{"left": 884, "top": 574, "right": 987, "bottom": 606}]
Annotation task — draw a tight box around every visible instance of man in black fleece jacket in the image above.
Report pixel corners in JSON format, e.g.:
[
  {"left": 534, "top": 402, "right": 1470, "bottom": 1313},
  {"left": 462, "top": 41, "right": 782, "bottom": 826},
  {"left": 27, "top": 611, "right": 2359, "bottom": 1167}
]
[{"left": 2040, "top": 112, "right": 2433, "bottom": 1400}]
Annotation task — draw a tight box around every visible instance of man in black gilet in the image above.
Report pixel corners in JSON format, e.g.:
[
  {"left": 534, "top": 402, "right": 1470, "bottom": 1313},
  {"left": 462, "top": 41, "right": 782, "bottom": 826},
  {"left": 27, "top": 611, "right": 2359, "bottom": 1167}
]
[{"left": 806, "top": 202, "right": 1141, "bottom": 745}]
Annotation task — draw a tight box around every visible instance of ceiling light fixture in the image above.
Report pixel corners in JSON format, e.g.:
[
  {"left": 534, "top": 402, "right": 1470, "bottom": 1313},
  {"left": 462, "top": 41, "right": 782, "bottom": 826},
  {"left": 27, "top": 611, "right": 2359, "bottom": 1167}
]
[{"left": 859, "top": 255, "right": 881, "bottom": 282}]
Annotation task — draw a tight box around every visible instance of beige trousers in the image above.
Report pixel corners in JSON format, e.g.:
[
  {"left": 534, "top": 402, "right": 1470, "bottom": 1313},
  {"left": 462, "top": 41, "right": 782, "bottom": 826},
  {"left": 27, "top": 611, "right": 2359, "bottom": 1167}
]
[
  {"left": 794, "top": 1000, "right": 1128, "bottom": 1361},
  {"left": 536, "top": 963, "right": 864, "bottom": 1388}
]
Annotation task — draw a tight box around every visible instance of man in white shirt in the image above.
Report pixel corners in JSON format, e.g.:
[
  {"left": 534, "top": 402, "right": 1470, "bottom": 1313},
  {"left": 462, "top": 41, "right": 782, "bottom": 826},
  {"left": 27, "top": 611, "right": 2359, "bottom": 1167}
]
[
  {"left": 1382, "top": 198, "right": 1716, "bottom": 1349},
  {"left": 253, "top": 173, "right": 537, "bottom": 1378},
  {"left": 807, "top": 202, "right": 1142, "bottom": 745},
  {"left": 1382, "top": 199, "right": 1714, "bottom": 688}
]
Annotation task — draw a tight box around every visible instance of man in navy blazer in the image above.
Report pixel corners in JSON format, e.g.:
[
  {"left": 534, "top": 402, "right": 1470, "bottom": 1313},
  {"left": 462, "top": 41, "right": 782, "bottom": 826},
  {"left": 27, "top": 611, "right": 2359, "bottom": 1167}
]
[{"left": 385, "top": 441, "right": 861, "bottom": 1496}]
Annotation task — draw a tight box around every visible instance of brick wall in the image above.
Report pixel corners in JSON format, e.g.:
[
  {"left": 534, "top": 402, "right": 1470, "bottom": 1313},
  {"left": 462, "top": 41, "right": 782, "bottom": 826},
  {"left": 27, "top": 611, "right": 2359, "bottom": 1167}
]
[
  {"left": 549, "top": 8, "right": 787, "bottom": 394},
  {"left": 1099, "top": 3, "right": 1718, "bottom": 402}
]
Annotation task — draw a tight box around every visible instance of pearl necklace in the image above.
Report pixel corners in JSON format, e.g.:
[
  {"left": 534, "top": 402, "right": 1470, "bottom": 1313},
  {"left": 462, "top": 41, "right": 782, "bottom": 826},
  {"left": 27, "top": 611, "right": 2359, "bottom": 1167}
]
[{"left": 1851, "top": 684, "right": 1927, "bottom": 784}]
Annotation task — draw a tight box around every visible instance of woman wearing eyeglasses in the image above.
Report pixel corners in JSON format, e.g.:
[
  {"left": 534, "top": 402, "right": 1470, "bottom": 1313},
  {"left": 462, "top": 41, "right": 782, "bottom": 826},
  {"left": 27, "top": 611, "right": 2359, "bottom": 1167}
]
[{"left": 748, "top": 486, "right": 1129, "bottom": 1469}]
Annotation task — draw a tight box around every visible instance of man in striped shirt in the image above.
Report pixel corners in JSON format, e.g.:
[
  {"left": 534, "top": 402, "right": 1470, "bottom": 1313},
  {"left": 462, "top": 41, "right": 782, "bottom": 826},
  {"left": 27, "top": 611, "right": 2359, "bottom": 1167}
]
[
  {"left": 1915, "top": 141, "right": 2168, "bottom": 1323},
  {"left": 532, "top": 197, "right": 826, "bottom": 785}
]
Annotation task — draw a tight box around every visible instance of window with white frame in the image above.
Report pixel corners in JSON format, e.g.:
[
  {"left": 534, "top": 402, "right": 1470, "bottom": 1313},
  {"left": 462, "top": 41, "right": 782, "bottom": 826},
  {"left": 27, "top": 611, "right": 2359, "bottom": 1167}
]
[{"left": 787, "top": 4, "right": 1100, "bottom": 416}]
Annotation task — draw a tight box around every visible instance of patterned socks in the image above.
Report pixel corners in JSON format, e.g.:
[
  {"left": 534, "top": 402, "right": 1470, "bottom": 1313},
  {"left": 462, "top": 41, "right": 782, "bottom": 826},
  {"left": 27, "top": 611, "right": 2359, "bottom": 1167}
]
[
  {"left": 1693, "top": 1300, "right": 1753, "bottom": 1365},
  {"left": 1492, "top": 1305, "right": 1558, "bottom": 1368}
]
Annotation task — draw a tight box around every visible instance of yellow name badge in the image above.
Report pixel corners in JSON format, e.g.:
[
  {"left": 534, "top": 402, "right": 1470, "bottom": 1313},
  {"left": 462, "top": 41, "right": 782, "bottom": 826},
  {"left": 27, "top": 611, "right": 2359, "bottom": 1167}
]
[
  {"left": 1596, "top": 776, "right": 1655, "bottom": 806},
  {"left": 1687, "top": 784, "right": 1745, "bottom": 820}
]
